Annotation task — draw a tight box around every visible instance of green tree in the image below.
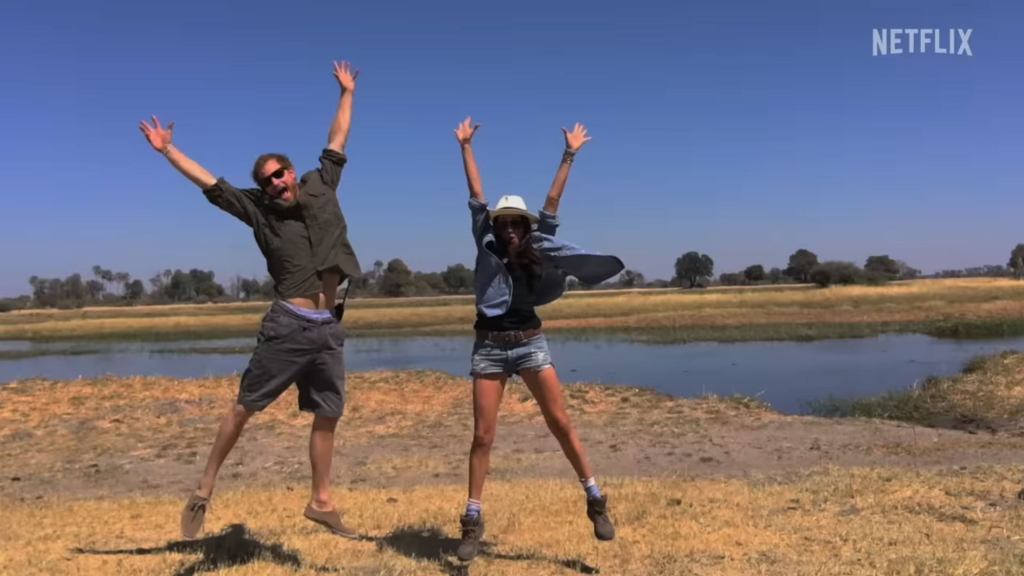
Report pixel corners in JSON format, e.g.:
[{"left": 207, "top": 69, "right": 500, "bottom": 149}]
[
  {"left": 895, "top": 260, "right": 921, "bottom": 280},
  {"left": 162, "top": 269, "right": 225, "bottom": 302},
  {"left": 718, "top": 272, "right": 744, "bottom": 286},
  {"left": 1009, "top": 244, "right": 1024, "bottom": 280},
  {"left": 92, "top": 265, "right": 115, "bottom": 295},
  {"left": 617, "top": 269, "right": 646, "bottom": 288},
  {"left": 380, "top": 258, "right": 414, "bottom": 297},
  {"left": 63, "top": 273, "right": 86, "bottom": 302},
  {"left": 674, "top": 251, "right": 714, "bottom": 288},
  {"left": 864, "top": 255, "right": 900, "bottom": 279},
  {"left": 113, "top": 271, "right": 131, "bottom": 296},
  {"left": 238, "top": 278, "right": 264, "bottom": 299},
  {"left": 86, "top": 279, "right": 105, "bottom": 300},
  {"left": 743, "top": 264, "right": 766, "bottom": 283},
  {"left": 125, "top": 279, "right": 146, "bottom": 301},
  {"left": 810, "top": 261, "right": 864, "bottom": 287},
  {"left": 441, "top": 263, "right": 474, "bottom": 294},
  {"left": 414, "top": 271, "right": 447, "bottom": 295},
  {"left": 784, "top": 249, "right": 818, "bottom": 283}
]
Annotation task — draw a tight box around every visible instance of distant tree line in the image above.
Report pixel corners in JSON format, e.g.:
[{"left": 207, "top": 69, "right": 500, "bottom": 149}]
[
  {"left": 3, "top": 243, "right": 1024, "bottom": 311},
  {"left": 674, "top": 245, "right": 1024, "bottom": 289}
]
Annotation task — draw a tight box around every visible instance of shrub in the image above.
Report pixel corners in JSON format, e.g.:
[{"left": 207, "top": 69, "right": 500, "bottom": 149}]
[{"left": 810, "top": 261, "right": 864, "bottom": 287}]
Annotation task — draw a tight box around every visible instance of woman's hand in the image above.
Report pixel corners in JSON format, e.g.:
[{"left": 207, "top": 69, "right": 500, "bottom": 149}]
[
  {"left": 561, "top": 122, "right": 591, "bottom": 152},
  {"left": 454, "top": 116, "right": 480, "bottom": 146}
]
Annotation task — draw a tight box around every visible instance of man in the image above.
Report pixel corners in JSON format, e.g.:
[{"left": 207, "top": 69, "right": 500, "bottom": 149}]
[{"left": 138, "top": 60, "right": 363, "bottom": 539}]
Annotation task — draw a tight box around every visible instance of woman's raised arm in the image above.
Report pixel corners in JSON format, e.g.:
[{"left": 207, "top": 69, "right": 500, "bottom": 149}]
[
  {"left": 455, "top": 117, "right": 484, "bottom": 203},
  {"left": 542, "top": 122, "right": 591, "bottom": 214}
]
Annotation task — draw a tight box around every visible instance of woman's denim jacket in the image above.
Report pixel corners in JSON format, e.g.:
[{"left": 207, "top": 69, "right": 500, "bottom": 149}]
[{"left": 470, "top": 197, "right": 625, "bottom": 317}]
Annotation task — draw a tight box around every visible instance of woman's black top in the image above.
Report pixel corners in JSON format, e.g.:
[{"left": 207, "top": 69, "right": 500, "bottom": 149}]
[{"left": 474, "top": 255, "right": 542, "bottom": 332}]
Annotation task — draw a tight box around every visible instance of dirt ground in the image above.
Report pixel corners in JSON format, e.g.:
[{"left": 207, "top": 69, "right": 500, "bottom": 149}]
[{"left": 3, "top": 370, "right": 1023, "bottom": 504}]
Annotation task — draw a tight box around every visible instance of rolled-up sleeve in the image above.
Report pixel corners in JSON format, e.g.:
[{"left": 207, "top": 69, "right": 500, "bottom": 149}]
[
  {"left": 537, "top": 209, "right": 559, "bottom": 236},
  {"left": 315, "top": 148, "right": 348, "bottom": 191},
  {"left": 469, "top": 197, "right": 491, "bottom": 247},
  {"left": 202, "top": 178, "right": 262, "bottom": 228}
]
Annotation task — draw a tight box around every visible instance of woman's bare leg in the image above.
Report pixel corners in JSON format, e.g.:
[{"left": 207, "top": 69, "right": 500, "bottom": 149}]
[
  {"left": 468, "top": 374, "right": 506, "bottom": 501},
  {"left": 520, "top": 364, "right": 616, "bottom": 541},
  {"left": 519, "top": 366, "right": 592, "bottom": 478},
  {"left": 458, "top": 373, "right": 506, "bottom": 561}
]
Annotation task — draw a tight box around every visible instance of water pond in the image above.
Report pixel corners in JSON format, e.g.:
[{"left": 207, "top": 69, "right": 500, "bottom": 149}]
[{"left": 2, "top": 334, "right": 1023, "bottom": 414}]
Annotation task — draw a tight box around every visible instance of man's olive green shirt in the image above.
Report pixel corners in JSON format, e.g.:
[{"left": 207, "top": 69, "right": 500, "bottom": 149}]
[{"left": 202, "top": 149, "right": 362, "bottom": 300}]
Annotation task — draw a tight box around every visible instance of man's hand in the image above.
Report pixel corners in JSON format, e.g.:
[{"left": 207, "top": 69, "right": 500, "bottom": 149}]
[
  {"left": 454, "top": 117, "right": 480, "bottom": 146},
  {"left": 139, "top": 115, "right": 175, "bottom": 152},
  {"left": 139, "top": 115, "right": 216, "bottom": 189},
  {"left": 561, "top": 122, "right": 591, "bottom": 152},
  {"left": 333, "top": 60, "right": 358, "bottom": 93}
]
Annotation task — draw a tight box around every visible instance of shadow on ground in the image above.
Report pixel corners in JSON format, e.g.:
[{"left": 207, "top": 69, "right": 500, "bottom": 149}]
[
  {"left": 70, "top": 521, "right": 599, "bottom": 576},
  {"left": 371, "top": 524, "right": 599, "bottom": 575},
  {"left": 70, "top": 523, "right": 339, "bottom": 576}
]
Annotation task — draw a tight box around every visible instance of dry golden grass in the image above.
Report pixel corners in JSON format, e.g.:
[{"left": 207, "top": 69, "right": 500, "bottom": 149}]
[
  {"left": 921, "top": 352, "right": 1024, "bottom": 422},
  {"left": 3, "top": 277, "right": 1024, "bottom": 341},
  {"left": 3, "top": 466, "right": 1024, "bottom": 575}
]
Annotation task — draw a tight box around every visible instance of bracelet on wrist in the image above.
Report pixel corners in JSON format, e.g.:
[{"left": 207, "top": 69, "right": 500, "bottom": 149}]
[{"left": 561, "top": 148, "right": 576, "bottom": 164}]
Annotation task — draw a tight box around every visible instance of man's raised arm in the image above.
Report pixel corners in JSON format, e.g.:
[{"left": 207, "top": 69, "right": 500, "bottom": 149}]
[
  {"left": 314, "top": 60, "right": 358, "bottom": 195},
  {"left": 542, "top": 122, "right": 592, "bottom": 215},
  {"left": 326, "top": 61, "right": 357, "bottom": 153},
  {"left": 140, "top": 115, "right": 260, "bottom": 228},
  {"left": 318, "top": 60, "right": 358, "bottom": 313},
  {"left": 139, "top": 116, "right": 216, "bottom": 189}
]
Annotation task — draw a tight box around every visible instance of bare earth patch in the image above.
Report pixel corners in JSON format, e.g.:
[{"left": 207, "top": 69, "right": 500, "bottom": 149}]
[{"left": 3, "top": 370, "right": 1023, "bottom": 502}]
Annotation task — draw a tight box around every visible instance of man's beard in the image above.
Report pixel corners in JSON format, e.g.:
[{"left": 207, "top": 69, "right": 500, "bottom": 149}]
[{"left": 268, "top": 188, "right": 299, "bottom": 212}]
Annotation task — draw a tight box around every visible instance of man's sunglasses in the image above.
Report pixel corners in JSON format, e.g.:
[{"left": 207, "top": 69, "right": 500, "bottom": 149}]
[{"left": 259, "top": 167, "right": 288, "bottom": 188}]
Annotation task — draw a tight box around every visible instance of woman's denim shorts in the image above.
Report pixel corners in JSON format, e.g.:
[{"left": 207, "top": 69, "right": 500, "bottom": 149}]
[{"left": 470, "top": 332, "right": 553, "bottom": 377}]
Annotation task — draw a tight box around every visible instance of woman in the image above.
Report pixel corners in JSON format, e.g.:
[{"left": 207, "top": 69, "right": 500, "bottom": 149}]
[{"left": 452, "top": 116, "right": 625, "bottom": 562}]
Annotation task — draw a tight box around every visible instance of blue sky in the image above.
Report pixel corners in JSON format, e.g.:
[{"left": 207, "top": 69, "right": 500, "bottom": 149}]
[{"left": 0, "top": 0, "right": 1018, "bottom": 296}]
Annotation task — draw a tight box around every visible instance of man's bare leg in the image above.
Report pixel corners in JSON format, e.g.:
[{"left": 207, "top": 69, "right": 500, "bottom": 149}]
[
  {"left": 196, "top": 403, "right": 254, "bottom": 497},
  {"left": 308, "top": 414, "right": 339, "bottom": 510},
  {"left": 302, "top": 413, "right": 357, "bottom": 538},
  {"left": 181, "top": 402, "right": 253, "bottom": 538}
]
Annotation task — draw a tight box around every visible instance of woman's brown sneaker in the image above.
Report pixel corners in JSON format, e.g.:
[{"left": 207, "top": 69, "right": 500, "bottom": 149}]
[
  {"left": 180, "top": 494, "right": 209, "bottom": 539},
  {"left": 586, "top": 495, "right": 615, "bottom": 540},
  {"left": 456, "top": 513, "right": 485, "bottom": 561}
]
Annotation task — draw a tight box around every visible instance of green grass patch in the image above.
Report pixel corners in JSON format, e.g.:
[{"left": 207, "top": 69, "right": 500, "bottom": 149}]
[
  {"left": 149, "top": 345, "right": 254, "bottom": 355},
  {"left": 9, "top": 316, "right": 1024, "bottom": 345},
  {"left": 804, "top": 350, "right": 1024, "bottom": 432},
  {"left": 0, "top": 348, "right": 103, "bottom": 360}
]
